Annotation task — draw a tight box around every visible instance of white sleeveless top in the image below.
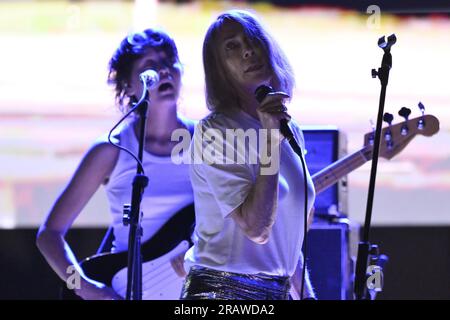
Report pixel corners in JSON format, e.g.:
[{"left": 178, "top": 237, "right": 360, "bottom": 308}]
[{"left": 100, "top": 115, "right": 195, "bottom": 252}]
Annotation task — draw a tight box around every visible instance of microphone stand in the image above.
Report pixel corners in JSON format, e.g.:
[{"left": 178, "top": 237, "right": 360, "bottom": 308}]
[
  {"left": 354, "top": 34, "right": 396, "bottom": 300},
  {"left": 123, "top": 84, "right": 150, "bottom": 300}
]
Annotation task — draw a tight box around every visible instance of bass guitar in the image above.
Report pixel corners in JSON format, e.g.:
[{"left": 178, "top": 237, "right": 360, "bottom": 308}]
[{"left": 62, "top": 113, "right": 439, "bottom": 300}]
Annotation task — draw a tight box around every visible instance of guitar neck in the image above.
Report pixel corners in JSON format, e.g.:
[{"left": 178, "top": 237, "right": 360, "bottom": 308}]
[{"left": 312, "top": 146, "right": 372, "bottom": 194}]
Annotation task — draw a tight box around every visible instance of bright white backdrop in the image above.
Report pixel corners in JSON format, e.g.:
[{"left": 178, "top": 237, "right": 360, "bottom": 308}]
[{"left": 0, "top": 1, "right": 449, "bottom": 227}]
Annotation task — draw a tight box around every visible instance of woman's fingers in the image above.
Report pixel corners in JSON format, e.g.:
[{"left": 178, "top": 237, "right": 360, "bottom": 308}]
[
  {"left": 75, "top": 281, "right": 123, "bottom": 300},
  {"left": 259, "top": 93, "right": 289, "bottom": 106},
  {"left": 170, "top": 253, "right": 187, "bottom": 278},
  {"left": 258, "top": 92, "right": 289, "bottom": 114},
  {"left": 277, "top": 112, "right": 292, "bottom": 123},
  {"left": 258, "top": 99, "right": 288, "bottom": 111},
  {"left": 260, "top": 105, "right": 288, "bottom": 113},
  {"left": 264, "top": 91, "right": 290, "bottom": 101},
  {"left": 258, "top": 103, "right": 291, "bottom": 119},
  {"left": 255, "top": 89, "right": 292, "bottom": 134},
  {"left": 259, "top": 91, "right": 289, "bottom": 104}
]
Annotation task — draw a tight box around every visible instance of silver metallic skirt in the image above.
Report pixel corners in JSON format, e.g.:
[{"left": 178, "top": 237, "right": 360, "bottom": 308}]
[{"left": 180, "top": 265, "right": 291, "bottom": 300}]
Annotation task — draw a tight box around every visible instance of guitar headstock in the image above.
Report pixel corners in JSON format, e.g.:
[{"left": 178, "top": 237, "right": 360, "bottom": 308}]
[{"left": 363, "top": 114, "right": 440, "bottom": 159}]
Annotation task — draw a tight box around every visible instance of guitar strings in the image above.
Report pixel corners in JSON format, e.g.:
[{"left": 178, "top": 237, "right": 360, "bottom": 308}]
[{"left": 114, "top": 254, "right": 186, "bottom": 297}]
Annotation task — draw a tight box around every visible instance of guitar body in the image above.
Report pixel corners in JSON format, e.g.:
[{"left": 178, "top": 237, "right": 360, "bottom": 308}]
[{"left": 61, "top": 203, "right": 195, "bottom": 300}]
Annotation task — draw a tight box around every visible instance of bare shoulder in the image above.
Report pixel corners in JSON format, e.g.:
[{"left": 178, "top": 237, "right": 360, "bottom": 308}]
[
  {"left": 79, "top": 141, "right": 120, "bottom": 176},
  {"left": 89, "top": 140, "right": 120, "bottom": 158},
  {"left": 86, "top": 124, "right": 122, "bottom": 162},
  {"left": 39, "top": 141, "right": 120, "bottom": 233}
]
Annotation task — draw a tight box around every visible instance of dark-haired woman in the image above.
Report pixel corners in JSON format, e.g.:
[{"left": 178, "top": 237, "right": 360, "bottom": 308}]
[{"left": 37, "top": 29, "right": 195, "bottom": 300}]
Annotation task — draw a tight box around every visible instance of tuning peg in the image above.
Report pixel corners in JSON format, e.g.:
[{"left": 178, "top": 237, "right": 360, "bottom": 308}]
[
  {"left": 418, "top": 102, "right": 425, "bottom": 115},
  {"left": 371, "top": 69, "right": 379, "bottom": 78},
  {"left": 383, "top": 112, "right": 394, "bottom": 125},
  {"left": 417, "top": 102, "right": 426, "bottom": 130},
  {"left": 398, "top": 107, "right": 411, "bottom": 136},
  {"left": 383, "top": 113, "right": 394, "bottom": 149},
  {"left": 398, "top": 107, "right": 411, "bottom": 120}
]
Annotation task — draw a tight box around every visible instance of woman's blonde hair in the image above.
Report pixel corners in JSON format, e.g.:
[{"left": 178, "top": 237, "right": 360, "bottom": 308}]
[{"left": 203, "top": 9, "right": 295, "bottom": 112}]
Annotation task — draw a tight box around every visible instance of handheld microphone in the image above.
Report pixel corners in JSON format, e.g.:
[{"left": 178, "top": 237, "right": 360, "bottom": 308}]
[
  {"left": 139, "top": 69, "right": 159, "bottom": 89},
  {"left": 254, "top": 85, "right": 295, "bottom": 142}
]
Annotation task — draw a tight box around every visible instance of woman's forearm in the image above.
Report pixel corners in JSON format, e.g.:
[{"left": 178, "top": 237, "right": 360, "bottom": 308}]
[
  {"left": 240, "top": 171, "right": 279, "bottom": 243},
  {"left": 36, "top": 228, "right": 87, "bottom": 284},
  {"left": 234, "top": 136, "right": 281, "bottom": 244}
]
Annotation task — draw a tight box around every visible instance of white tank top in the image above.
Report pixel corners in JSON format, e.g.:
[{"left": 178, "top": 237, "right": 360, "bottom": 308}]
[{"left": 100, "top": 116, "right": 195, "bottom": 252}]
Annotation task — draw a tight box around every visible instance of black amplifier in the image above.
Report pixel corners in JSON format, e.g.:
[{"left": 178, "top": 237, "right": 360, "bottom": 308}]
[
  {"left": 301, "top": 126, "right": 348, "bottom": 218},
  {"left": 306, "top": 219, "right": 357, "bottom": 300}
]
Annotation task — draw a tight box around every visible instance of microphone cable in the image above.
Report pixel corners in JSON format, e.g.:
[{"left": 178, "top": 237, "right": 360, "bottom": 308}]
[
  {"left": 282, "top": 124, "right": 310, "bottom": 300},
  {"left": 107, "top": 78, "right": 151, "bottom": 174}
]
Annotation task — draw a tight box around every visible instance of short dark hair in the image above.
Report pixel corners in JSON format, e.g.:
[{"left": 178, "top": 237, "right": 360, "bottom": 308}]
[{"left": 107, "top": 29, "right": 180, "bottom": 112}]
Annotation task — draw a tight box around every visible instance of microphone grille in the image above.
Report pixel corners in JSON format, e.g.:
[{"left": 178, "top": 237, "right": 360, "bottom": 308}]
[
  {"left": 254, "top": 85, "right": 273, "bottom": 103},
  {"left": 140, "top": 69, "right": 159, "bottom": 87}
]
